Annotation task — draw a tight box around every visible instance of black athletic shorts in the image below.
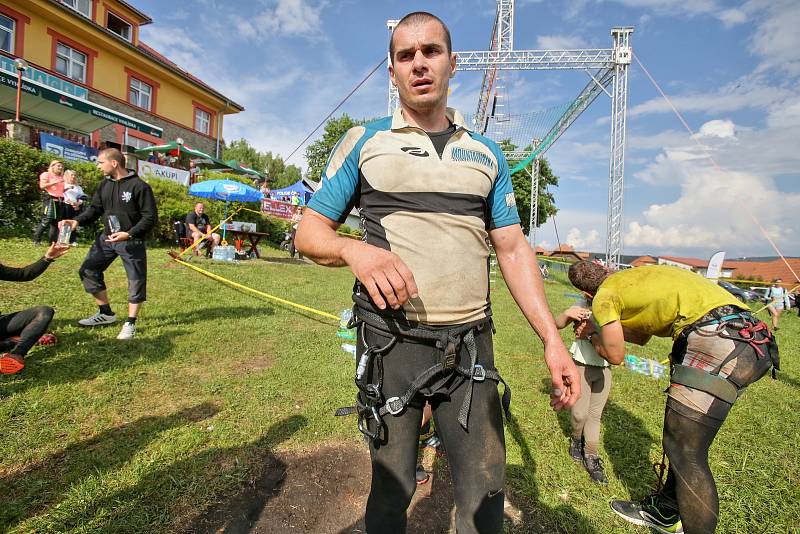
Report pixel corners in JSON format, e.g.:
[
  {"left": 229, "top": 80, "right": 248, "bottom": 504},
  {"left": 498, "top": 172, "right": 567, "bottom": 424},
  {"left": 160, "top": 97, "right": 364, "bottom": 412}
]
[{"left": 79, "top": 233, "right": 147, "bottom": 303}]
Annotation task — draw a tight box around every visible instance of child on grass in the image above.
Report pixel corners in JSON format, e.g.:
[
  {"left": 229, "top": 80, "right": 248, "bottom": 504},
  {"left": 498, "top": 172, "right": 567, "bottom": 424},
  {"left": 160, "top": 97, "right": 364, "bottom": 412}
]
[{"left": 554, "top": 304, "right": 611, "bottom": 485}]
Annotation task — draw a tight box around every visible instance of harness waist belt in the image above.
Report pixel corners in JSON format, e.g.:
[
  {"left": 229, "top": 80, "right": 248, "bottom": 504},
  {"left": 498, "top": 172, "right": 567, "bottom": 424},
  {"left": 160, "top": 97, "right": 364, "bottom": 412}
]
[{"left": 671, "top": 364, "right": 739, "bottom": 404}]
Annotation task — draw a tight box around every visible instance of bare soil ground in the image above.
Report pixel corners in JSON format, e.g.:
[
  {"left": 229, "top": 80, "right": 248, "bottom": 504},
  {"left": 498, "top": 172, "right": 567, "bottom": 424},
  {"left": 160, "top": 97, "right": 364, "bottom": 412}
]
[{"left": 185, "top": 440, "right": 533, "bottom": 534}]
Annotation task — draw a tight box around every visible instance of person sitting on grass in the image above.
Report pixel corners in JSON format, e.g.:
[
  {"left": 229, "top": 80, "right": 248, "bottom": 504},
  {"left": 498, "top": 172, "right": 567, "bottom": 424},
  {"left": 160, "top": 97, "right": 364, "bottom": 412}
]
[
  {"left": 554, "top": 303, "right": 611, "bottom": 485},
  {"left": 568, "top": 260, "right": 779, "bottom": 534},
  {"left": 1, "top": 243, "right": 70, "bottom": 374}
]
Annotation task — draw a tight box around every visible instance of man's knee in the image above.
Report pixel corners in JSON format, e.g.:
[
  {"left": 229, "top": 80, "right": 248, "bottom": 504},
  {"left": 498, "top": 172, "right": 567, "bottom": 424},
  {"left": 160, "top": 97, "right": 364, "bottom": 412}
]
[
  {"left": 191, "top": 231, "right": 203, "bottom": 242},
  {"left": 33, "top": 306, "right": 55, "bottom": 322}
]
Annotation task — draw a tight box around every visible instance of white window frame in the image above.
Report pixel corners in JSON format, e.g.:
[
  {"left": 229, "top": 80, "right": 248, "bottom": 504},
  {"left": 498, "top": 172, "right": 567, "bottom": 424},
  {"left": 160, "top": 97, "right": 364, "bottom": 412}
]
[
  {"left": 129, "top": 77, "right": 152, "bottom": 111},
  {"left": 106, "top": 11, "right": 132, "bottom": 42},
  {"left": 60, "top": 0, "right": 91, "bottom": 18},
  {"left": 126, "top": 136, "right": 152, "bottom": 150},
  {"left": 194, "top": 108, "right": 211, "bottom": 135},
  {"left": 0, "top": 14, "right": 14, "bottom": 54},
  {"left": 55, "top": 43, "right": 88, "bottom": 83}
]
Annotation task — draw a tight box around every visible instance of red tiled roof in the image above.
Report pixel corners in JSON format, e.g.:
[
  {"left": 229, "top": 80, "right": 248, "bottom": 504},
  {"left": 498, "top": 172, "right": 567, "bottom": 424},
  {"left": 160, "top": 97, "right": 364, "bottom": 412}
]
[{"left": 729, "top": 258, "right": 800, "bottom": 287}]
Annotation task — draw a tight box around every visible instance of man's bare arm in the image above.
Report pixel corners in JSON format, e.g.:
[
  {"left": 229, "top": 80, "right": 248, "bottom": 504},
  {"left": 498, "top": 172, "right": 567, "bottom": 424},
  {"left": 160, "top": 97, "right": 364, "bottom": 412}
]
[
  {"left": 295, "top": 208, "right": 418, "bottom": 310},
  {"left": 489, "top": 224, "right": 580, "bottom": 410}
]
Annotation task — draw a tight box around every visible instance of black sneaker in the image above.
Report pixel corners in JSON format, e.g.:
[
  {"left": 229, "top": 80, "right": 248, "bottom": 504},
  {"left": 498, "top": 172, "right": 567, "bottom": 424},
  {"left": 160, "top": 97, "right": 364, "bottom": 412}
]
[
  {"left": 610, "top": 495, "right": 683, "bottom": 534},
  {"left": 568, "top": 436, "right": 583, "bottom": 462},
  {"left": 582, "top": 454, "right": 608, "bottom": 485}
]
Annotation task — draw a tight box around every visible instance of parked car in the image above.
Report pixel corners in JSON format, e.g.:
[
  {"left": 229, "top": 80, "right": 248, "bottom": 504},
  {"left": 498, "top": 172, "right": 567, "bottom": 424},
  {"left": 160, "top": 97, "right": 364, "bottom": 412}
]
[
  {"left": 749, "top": 286, "right": 770, "bottom": 303},
  {"left": 718, "top": 281, "right": 759, "bottom": 302}
]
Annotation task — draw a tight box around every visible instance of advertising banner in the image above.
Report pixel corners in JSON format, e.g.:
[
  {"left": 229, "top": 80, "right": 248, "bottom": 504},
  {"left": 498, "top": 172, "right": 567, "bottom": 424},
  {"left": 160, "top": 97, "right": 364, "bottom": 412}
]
[
  {"left": 261, "top": 198, "right": 297, "bottom": 220},
  {"left": 137, "top": 160, "right": 190, "bottom": 186},
  {"left": 39, "top": 133, "right": 98, "bottom": 162},
  {"left": 706, "top": 251, "right": 726, "bottom": 280}
]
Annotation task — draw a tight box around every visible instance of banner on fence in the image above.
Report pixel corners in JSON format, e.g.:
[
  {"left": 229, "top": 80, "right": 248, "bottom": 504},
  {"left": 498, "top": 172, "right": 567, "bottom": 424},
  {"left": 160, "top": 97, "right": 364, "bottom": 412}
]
[
  {"left": 261, "top": 198, "right": 297, "bottom": 220},
  {"left": 39, "top": 133, "right": 98, "bottom": 162},
  {"left": 137, "top": 160, "right": 190, "bottom": 186}
]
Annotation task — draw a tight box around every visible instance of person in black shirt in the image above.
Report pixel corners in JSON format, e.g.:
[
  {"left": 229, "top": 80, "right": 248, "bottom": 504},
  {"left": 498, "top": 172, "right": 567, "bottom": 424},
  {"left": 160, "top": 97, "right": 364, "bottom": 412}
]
[
  {"left": 186, "top": 202, "right": 220, "bottom": 256},
  {"left": 1, "top": 243, "right": 70, "bottom": 374},
  {"left": 61, "top": 148, "right": 157, "bottom": 340}
]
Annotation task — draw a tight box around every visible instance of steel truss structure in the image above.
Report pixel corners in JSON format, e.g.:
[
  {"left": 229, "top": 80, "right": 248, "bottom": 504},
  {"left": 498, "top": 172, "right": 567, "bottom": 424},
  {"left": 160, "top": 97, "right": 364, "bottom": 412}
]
[{"left": 386, "top": 3, "right": 632, "bottom": 268}]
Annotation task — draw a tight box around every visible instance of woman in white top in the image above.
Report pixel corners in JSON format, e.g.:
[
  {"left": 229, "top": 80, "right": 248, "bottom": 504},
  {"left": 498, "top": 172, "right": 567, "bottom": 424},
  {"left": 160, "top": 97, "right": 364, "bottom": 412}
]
[{"left": 766, "top": 279, "right": 790, "bottom": 331}]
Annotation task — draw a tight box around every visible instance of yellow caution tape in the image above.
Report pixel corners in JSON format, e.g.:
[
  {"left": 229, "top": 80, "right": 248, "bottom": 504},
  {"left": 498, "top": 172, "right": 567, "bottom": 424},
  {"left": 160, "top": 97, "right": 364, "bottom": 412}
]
[
  {"left": 168, "top": 253, "right": 340, "bottom": 322},
  {"left": 178, "top": 206, "right": 244, "bottom": 259}
]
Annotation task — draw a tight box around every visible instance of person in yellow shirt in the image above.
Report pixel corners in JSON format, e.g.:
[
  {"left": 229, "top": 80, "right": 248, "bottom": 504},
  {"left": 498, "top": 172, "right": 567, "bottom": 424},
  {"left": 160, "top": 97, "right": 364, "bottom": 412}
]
[{"left": 568, "top": 261, "right": 779, "bottom": 534}]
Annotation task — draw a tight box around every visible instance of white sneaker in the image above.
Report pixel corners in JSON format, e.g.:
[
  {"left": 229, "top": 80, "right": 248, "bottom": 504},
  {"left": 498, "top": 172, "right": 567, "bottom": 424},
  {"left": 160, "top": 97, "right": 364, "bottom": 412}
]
[
  {"left": 117, "top": 322, "right": 136, "bottom": 340},
  {"left": 78, "top": 311, "right": 117, "bottom": 327}
]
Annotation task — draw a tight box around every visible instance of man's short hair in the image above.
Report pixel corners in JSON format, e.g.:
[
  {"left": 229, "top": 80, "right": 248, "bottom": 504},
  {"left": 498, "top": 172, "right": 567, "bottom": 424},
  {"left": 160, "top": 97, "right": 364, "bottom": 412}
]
[
  {"left": 99, "top": 148, "right": 125, "bottom": 167},
  {"left": 568, "top": 260, "right": 609, "bottom": 295},
  {"left": 389, "top": 12, "right": 452, "bottom": 64}
]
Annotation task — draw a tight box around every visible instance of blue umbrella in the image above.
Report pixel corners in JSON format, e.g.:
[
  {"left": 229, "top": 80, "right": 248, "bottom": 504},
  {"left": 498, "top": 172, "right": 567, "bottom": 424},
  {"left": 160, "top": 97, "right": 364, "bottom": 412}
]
[{"left": 188, "top": 180, "right": 263, "bottom": 240}]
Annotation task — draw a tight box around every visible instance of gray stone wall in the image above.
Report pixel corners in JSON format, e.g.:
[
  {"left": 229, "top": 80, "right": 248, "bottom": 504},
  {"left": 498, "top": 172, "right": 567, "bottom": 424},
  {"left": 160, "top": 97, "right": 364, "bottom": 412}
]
[{"left": 88, "top": 92, "right": 218, "bottom": 156}]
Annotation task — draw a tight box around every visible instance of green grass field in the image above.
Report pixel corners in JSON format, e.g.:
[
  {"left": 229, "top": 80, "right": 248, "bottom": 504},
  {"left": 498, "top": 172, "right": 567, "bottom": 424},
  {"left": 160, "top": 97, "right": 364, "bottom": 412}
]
[{"left": 1, "top": 238, "right": 798, "bottom": 533}]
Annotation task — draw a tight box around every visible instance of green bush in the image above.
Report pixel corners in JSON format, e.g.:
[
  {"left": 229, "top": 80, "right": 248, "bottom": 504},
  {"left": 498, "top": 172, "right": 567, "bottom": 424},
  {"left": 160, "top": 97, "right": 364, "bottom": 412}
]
[
  {"left": 0, "top": 138, "right": 51, "bottom": 235},
  {"left": 0, "top": 139, "right": 286, "bottom": 245}
]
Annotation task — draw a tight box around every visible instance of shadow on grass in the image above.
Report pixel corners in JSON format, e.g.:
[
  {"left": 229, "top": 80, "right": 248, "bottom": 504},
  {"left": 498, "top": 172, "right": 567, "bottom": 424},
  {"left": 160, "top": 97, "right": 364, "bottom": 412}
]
[
  {"left": 0, "top": 329, "right": 186, "bottom": 399},
  {"left": 778, "top": 373, "right": 800, "bottom": 389},
  {"left": 0, "top": 402, "right": 220, "bottom": 531},
  {"left": 8, "top": 414, "right": 307, "bottom": 533},
  {"left": 146, "top": 305, "right": 274, "bottom": 327},
  {"left": 505, "top": 414, "right": 597, "bottom": 533},
  {"left": 602, "top": 401, "right": 659, "bottom": 497},
  {"left": 537, "top": 377, "right": 658, "bottom": 498}
]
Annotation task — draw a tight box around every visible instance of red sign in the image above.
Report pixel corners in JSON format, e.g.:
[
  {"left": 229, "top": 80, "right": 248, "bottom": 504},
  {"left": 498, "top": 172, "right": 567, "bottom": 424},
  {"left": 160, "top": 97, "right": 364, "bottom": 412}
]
[{"left": 261, "top": 198, "right": 297, "bottom": 220}]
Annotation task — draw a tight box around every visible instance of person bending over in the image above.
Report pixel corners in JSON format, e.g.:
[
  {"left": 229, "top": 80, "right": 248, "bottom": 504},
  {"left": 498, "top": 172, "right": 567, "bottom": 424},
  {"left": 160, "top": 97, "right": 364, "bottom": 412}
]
[
  {"left": 1, "top": 243, "right": 70, "bottom": 374},
  {"left": 569, "top": 261, "right": 778, "bottom": 534}
]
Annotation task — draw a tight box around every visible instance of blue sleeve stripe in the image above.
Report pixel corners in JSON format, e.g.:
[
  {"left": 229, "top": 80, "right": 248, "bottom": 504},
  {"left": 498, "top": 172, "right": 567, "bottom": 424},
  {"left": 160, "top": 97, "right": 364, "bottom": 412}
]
[{"left": 471, "top": 133, "right": 521, "bottom": 229}]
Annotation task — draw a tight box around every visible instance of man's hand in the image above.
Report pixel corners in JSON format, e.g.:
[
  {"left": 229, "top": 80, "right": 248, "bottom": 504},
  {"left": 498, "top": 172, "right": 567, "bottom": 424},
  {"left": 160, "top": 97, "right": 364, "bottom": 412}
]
[
  {"left": 564, "top": 306, "right": 590, "bottom": 323},
  {"left": 342, "top": 241, "right": 418, "bottom": 310},
  {"left": 545, "top": 341, "right": 581, "bottom": 411},
  {"left": 574, "top": 319, "right": 596, "bottom": 339},
  {"left": 60, "top": 219, "right": 78, "bottom": 231},
  {"left": 106, "top": 231, "right": 130, "bottom": 242},
  {"left": 44, "top": 243, "right": 70, "bottom": 260}
]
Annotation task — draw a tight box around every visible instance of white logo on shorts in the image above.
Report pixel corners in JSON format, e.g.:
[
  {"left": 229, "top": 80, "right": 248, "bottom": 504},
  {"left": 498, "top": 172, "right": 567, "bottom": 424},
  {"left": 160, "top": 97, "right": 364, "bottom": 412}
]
[{"left": 121, "top": 191, "right": 132, "bottom": 202}]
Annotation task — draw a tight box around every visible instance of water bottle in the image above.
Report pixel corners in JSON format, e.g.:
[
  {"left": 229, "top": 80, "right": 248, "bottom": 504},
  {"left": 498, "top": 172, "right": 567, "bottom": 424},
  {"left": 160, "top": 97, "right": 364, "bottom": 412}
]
[
  {"left": 57, "top": 224, "right": 71, "bottom": 245},
  {"left": 108, "top": 214, "right": 121, "bottom": 234},
  {"left": 339, "top": 309, "right": 353, "bottom": 329}
]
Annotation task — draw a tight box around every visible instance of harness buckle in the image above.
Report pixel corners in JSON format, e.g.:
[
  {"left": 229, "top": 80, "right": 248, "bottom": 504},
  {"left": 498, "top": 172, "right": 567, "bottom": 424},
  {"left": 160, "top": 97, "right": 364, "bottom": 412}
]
[
  {"left": 472, "top": 364, "right": 486, "bottom": 382},
  {"left": 384, "top": 396, "right": 404, "bottom": 415}
]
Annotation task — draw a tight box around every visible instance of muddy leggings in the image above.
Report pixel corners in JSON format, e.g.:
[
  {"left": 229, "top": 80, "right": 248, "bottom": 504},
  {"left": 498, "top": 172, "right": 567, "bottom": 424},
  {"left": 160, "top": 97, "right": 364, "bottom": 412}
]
[
  {"left": 362, "top": 324, "right": 506, "bottom": 534},
  {"left": 0, "top": 306, "right": 54, "bottom": 357}
]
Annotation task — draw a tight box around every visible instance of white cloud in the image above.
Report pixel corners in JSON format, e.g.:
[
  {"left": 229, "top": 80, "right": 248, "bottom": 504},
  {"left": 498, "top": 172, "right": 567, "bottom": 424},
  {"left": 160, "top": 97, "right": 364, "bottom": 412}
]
[
  {"left": 234, "top": 0, "right": 326, "bottom": 40},
  {"left": 695, "top": 119, "right": 736, "bottom": 139},
  {"left": 625, "top": 166, "right": 800, "bottom": 254},
  {"left": 565, "top": 227, "right": 601, "bottom": 249},
  {"left": 748, "top": 0, "right": 800, "bottom": 75},
  {"left": 717, "top": 8, "right": 747, "bottom": 27},
  {"left": 536, "top": 35, "right": 588, "bottom": 49}
]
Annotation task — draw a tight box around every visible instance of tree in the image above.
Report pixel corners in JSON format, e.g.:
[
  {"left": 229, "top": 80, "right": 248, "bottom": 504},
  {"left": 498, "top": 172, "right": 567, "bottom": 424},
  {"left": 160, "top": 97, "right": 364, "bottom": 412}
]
[
  {"left": 222, "top": 138, "right": 301, "bottom": 189},
  {"left": 500, "top": 139, "right": 559, "bottom": 236},
  {"left": 304, "top": 114, "right": 364, "bottom": 183}
]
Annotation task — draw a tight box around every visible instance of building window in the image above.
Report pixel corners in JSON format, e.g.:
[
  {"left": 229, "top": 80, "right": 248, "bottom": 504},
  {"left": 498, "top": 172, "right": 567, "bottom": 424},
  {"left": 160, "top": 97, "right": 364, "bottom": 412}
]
[
  {"left": 0, "top": 15, "right": 14, "bottom": 54},
  {"left": 129, "top": 77, "right": 152, "bottom": 111},
  {"left": 194, "top": 108, "right": 211, "bottom": 135},
  {"left": 107, "top": 12, "right": 132, "bottom": 41},
  {"left": 60, "top": 0, "right": 91, "bottom": 18},
  {"left": 126, "top": 136, "right": 152, "bottom": 150},
  {"left": 55, "top": 43, "right": 87, "bottom": 83}
]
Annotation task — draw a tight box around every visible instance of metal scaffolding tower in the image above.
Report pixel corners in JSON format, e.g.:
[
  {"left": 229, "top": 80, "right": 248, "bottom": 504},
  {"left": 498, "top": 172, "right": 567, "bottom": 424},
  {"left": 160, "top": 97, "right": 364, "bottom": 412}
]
[{"left": 385, "top": 4, "right": 631, "bottom": 268}]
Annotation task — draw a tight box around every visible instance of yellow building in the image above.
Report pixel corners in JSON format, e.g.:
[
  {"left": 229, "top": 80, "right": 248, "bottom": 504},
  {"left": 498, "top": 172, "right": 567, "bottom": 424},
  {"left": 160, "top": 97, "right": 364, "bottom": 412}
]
[{"left": 0, "top": 0, "right": 243, "bottom": 156}]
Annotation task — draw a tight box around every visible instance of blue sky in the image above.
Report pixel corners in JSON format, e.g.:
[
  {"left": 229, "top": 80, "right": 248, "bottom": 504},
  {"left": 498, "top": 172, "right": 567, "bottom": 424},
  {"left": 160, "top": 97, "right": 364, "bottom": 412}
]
[{"left": 136, "top": 0, "right": 800, "bottom": 259}]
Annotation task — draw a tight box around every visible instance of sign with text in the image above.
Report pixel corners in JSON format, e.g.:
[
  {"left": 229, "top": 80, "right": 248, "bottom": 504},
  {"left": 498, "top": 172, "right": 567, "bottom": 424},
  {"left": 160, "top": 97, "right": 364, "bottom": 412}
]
[
  {"left": 39, "top": 133, "right": 98, "bottom": 162},
  {"left": 261, "top": 198, "right": 297, "bottom": 220},
  {"left": 0, "top": 56, "right": 89, "bottom": 99},
  {"left": 137, "top": 160, "right": 190, "bottom": 186}
]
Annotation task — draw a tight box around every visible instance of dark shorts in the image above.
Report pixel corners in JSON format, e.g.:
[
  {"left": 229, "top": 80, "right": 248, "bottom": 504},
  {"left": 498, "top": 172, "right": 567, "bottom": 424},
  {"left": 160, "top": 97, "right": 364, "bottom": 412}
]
[{"left": 79, "top": 233, "right": 147, "bottom": 303}]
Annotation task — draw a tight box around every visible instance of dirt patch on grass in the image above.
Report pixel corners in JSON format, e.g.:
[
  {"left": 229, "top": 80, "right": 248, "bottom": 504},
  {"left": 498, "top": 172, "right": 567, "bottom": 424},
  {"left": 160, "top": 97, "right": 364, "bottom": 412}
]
[
  {"left": 184, "top": 440, "right": 542, "bottom": 534},
  {"left": 230, "top": 354, "right": 275, "bottom": 374}
]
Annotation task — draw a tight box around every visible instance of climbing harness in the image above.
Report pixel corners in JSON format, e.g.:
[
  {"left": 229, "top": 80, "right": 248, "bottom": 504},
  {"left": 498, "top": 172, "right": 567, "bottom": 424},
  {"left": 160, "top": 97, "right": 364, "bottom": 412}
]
[{"left": 335, "top": 307, "right": 512, "bottom": 443}]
